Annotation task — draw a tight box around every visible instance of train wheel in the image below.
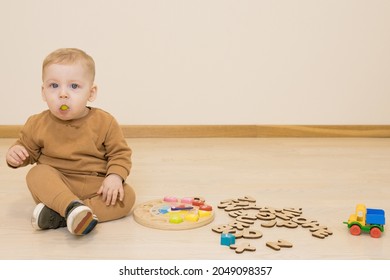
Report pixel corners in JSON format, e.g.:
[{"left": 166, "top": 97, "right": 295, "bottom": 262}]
[
  {"left": 370, "top": 227, "right": 382, "bottom": 238},
  {"left": 350, "top": 225, "right": 361, "bottom": 236}
]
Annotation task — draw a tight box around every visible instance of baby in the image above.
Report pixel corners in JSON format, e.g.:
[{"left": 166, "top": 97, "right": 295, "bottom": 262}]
[{"left": 6, "top": 48, "right": 135, "bottom": 235}]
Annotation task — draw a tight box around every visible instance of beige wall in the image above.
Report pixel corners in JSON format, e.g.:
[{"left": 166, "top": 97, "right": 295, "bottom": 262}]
[{"left": 0, "top": 0, "right": 389, "bottom": 125}]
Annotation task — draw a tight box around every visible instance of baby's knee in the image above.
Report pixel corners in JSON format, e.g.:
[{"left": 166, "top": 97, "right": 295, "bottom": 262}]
[
  {"left": 87, "top": 184, "right": 136, "bottom": 222},
  {"left": 123, "top": 184, "right": 136, "bottom": 213}
]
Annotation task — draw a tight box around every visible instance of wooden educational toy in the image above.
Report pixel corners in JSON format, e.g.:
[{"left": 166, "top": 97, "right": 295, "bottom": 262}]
[
  {"left": 344, "top": 204, "right": 385, "bottom": 238},
  {"left": 213, "top": 195, "right": 332, "bottom": 253},
  {"left": 230, "top": 242, "right": 256, "bottom": 254},
  {"left": 266, "top": 239, "right": 293, "bottom": 251},
  {"left": 133, "top": 196, "right": 215, "bottom": 230}
]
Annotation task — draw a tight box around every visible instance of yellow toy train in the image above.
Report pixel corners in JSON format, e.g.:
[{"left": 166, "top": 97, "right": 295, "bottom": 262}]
[{"left": 344, "top": 204, "right": 385, "bottom": 238}]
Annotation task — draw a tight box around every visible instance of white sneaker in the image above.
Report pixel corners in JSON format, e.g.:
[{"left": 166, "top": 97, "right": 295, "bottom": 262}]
[{"left": 66, "top": 202, "right": 98, "bottom": 235}]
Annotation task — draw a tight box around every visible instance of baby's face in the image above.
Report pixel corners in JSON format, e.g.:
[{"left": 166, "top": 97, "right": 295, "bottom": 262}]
[{"left": 41, "top": 63, "right": 97, "bottom": 121}]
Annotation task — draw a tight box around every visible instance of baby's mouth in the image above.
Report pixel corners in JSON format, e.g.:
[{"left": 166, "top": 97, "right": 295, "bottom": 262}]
[{"left": 60, "top": 105, "right": 69, "bottom": 111}]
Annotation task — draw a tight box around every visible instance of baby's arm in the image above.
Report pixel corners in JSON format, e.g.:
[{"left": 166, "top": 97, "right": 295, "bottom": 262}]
[
  {"left": 97, "top": 116, "right": 132, "bottom": 206},
  {"left": 6, "top": 144, "right": 30, "bottom": 167},
  {"left": 7, "top": 115, "right": 41, "bottom": 168}
]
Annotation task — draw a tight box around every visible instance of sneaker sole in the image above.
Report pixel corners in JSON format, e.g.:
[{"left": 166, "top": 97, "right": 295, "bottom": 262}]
[
  {"left": 31, "top": 203, "right": 46, "bottom": 230},
  {"left": 67, "top": 206, "right": 98, "bottom": 235}
]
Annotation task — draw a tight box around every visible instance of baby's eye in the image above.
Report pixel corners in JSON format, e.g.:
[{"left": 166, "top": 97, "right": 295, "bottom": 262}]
[
  {"left": 71, "top": 83, "right": 79, "bottom": 89},
  {"left": 50, "top": 83, "right": 59, "bottom": 88}
]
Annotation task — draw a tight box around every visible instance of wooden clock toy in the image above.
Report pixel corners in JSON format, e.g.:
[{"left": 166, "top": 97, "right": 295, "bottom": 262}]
[{"left": 133, "top": 196, "right": 215, "bottom": 230}]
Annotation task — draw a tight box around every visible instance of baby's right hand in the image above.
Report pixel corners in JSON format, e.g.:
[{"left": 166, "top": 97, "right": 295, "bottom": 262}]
[{"left": 6, "top": 145, "right": 29, "bottom": 167}]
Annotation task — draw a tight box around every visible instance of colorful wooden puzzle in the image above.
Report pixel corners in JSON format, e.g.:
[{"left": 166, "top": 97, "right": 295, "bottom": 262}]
[{"left": 133, "top": 196, "right": 215, "bottom": 230}]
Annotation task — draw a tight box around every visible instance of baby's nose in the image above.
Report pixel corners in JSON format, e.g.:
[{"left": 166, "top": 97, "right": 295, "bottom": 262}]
[{"left": 59, "top": 89, "right": 69, "bottom": 98}]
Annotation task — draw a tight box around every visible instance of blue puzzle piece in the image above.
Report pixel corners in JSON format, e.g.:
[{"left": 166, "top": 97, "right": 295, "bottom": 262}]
[{"left": 220, "top": 233, "right": 236, "bottom": 246}]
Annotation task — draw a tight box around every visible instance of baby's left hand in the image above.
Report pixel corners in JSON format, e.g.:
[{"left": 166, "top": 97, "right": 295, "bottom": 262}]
[{"left": 97, "top": 174, "right": 124, "bottom": 206}]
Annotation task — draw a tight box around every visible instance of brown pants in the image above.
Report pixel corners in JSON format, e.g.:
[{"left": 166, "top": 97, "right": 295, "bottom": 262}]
[{"left": 26, "top": 164, "right": 136, "bottom": 222}]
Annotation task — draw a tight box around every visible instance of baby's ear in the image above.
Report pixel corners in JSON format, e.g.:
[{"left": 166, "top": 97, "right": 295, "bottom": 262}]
[
  {"left": 41, "top": 85, "right": 47, "bottom": 102},
  {"left": 88, "top": 84, "right": 98, "bottom": 102}
]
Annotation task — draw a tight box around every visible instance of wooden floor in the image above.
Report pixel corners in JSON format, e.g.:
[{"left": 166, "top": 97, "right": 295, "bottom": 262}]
[{"left": 0, "top": 137, "right": 389, "bottom": 260}]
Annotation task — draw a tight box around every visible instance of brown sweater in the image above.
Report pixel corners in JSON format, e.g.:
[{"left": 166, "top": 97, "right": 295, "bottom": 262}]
[{"left": 13, "top": 107, "right": 131, "bottom": 180}]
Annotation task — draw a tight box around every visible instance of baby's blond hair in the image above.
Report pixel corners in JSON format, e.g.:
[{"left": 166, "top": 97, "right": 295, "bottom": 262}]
[{"left": 42, "top": 48, "right": 95, "bottom": 81}]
